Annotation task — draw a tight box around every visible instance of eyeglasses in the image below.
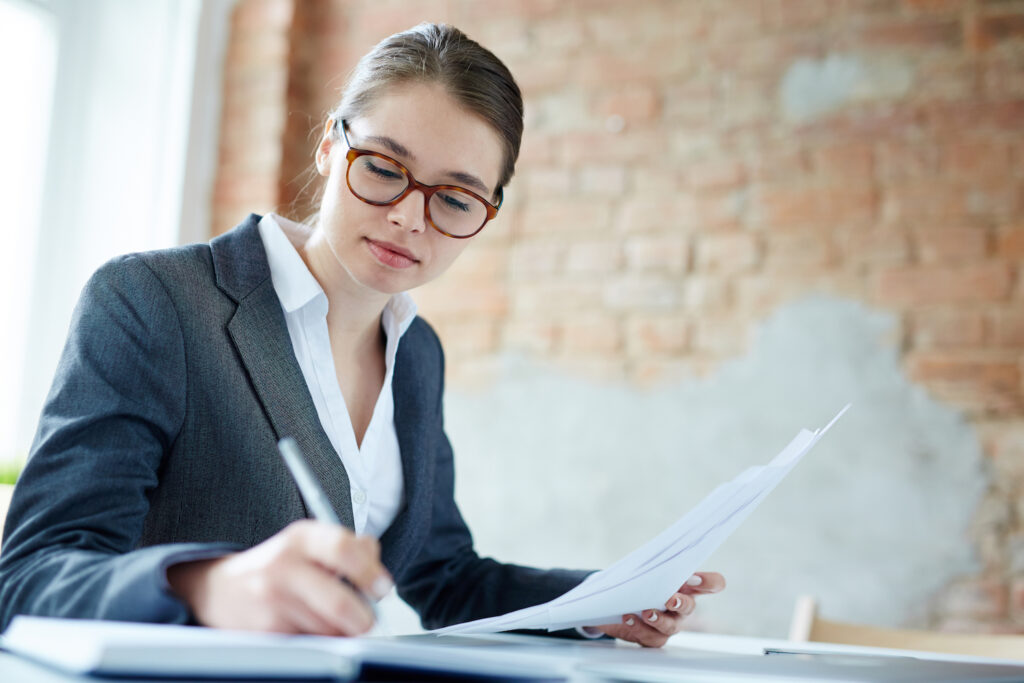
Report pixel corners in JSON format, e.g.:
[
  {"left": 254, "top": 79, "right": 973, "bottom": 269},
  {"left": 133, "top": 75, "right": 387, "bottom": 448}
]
[{"left": 338, "top": 119, "right": 502, "bottom": 239}]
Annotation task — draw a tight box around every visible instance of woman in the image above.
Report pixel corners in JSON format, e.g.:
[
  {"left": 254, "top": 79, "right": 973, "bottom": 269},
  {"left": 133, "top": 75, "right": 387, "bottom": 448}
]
[{"left": 0, "top": 23, "right": 722, "bottom": 647}]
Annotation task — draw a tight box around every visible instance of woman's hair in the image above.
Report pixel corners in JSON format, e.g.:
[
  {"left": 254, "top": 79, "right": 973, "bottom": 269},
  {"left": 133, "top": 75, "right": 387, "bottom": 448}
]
[{"left": 330, "top": 23, "right": 523, "bottom": 195}]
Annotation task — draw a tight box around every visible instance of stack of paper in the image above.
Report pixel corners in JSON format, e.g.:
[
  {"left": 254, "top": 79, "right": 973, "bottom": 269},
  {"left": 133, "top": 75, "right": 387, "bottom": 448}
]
[{"left": 434, "top": 405, "right": 850, "bottom": 635}]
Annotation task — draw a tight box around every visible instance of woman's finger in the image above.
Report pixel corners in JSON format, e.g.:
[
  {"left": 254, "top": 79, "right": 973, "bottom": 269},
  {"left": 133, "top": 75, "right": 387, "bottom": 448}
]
[
  {"left": 664, "top": 592, "right": 696, "bottom": 617},
  {"left": 284, "top": 560, "right": 375, "bottom": 635},
  {"left": 679, "top": 571, "right": 726, "bottom": 595},
  {"left": 640, "top": 609, "right": 682, "bottom": 636}
]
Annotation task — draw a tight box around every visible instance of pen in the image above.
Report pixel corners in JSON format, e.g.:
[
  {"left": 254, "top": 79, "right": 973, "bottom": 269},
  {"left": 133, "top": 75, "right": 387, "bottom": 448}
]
[{"left": 277, "top": 437, "right": 384, "bottom": 628}]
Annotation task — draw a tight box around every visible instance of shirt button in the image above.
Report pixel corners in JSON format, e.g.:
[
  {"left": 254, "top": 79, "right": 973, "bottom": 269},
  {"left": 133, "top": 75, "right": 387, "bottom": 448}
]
[{"left": 352, "top": 489, "right": 367, "bottom": 505}]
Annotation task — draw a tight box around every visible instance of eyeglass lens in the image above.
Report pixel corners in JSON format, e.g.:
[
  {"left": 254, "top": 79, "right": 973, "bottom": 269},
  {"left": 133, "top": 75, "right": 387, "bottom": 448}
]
[{"left": 348, "top": 155, "right": 489, "bottom": 237}]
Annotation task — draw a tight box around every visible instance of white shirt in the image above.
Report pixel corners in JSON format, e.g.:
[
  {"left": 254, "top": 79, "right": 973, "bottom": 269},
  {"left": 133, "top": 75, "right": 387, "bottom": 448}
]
[{"left": 257, "top": 214, "right": 416, "bottom": 538}]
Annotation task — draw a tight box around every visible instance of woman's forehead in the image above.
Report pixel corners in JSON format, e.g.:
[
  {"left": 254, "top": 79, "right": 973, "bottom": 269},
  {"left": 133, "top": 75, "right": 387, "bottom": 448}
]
[{"left": 349, "top": 83, "right": 504, "bottom": 191}]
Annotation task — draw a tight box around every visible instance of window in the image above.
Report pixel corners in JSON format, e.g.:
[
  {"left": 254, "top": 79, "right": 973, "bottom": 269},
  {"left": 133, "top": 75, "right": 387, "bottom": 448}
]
[
  {"left": 0, "top": 0, "right": 57, "bottom": 465},
  {"left": 2, "top": 0, "right": 231, "bottom": 469}
]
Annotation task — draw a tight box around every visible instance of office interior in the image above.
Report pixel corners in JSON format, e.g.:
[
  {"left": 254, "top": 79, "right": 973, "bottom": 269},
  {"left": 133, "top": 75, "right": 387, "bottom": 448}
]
[{"left": 2, "top": 0, "right": 1023, "bottom": 646}]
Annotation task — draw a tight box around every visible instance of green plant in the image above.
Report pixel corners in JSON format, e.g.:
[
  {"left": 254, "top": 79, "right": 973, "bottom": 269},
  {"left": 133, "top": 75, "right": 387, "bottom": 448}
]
[{"left": 0, "top": 461, "right": 22, "bottom": 485}]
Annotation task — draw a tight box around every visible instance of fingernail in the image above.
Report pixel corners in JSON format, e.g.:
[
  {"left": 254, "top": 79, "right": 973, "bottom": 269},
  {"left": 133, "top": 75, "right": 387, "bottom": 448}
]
[
  {"left": 686, "top": 575, "right": 703, "bottom": 587},
  {"left": 647, "top": 611, "right": 659, "bottom": 622},
  {"left": 372, "top": 576, "right": 394, "bottom": 599},
  {"left": 625, "top": 616, "right": 635, "bottom": 626},
  {"left": 671, "top": 596, "right": 682, "bottom": 610}
]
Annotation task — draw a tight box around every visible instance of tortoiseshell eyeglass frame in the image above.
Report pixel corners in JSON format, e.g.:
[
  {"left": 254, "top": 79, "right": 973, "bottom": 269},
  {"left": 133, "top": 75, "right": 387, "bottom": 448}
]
[{"left": 337, "top": 119, "right": 503, "bottom": 239}]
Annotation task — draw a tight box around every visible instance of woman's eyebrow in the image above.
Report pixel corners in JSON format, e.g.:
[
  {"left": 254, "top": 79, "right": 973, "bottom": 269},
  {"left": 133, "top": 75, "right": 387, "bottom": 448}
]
[
  {"left": 366, "top": 134, "right": 491, "bottom": 196},
  {"left": 366, "top": 134, "right": 414, "bottom": 160}
]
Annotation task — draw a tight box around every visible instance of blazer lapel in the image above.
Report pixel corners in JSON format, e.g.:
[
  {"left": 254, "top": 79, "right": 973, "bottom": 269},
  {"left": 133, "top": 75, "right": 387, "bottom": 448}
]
[
  {"left": 380, "top": 321, "right": 435, "bottom": 574},
  {"left": 213, "top": 216, "right": 355, "bottom": 530}
]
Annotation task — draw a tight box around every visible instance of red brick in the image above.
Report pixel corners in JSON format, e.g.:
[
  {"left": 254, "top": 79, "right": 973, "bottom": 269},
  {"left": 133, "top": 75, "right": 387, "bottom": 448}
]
[
  {"left": 531, "top": 16, "right": 585, "bottom": 51},
  {"left": 910, "top": 310, "right": 986, "bottom": 349},
  {"left": 693, "top": 188, "right": 749, "bottom": 230},
  {"left": 625, "top": 315, "right": 690, "bottom": 355},
  {"left": 749, "top": 146, "right": 811, "bottom": 183},
  {"left": 875, "top": 263, "right": 1013, "bottom": 305},
  {"left": 973, "top": 14, "right": 1024, "bottom": 51},
  {"left": 522, "top": 167, "right": 573, "bottom": 199},
  {"left": 989, "top": 310, "right": 1024, "bottom": 347},
  {"left": 694, "top": 233, "right": 760, "bottom": 274},
  {"left": 812, "top": 142, "right": 874, "bottom": 181},
  {"left": 603, "top": 276, "right": 680, "bottom": 310},
  {"left": 837, "top": 227, "right": 911, "bottom": 267},
  {"left": 901, "top": 0, "right": 968, "bottom": 13},
  {"left": 624, "top": 236, "right": 690, "bottom": 273},
  {"left": 443, "top": 246, "right": 507, "bottom": 280},
  {"left": 503, "top": 319, "right": 558, "bottom": 354},
  {"left": 578, "top": 165, "right": 629, "bottom": 195},
  {"left": 857, "top": 18, "right": 963, "bottom": 48},
  {"left": 520, "top": 200, "right": 613, "bottom": 236},
  {"left": 906, "top": 351, "right": 1022, "bottom": 415},
  {"left": 914, "top": 227, "right": 991, "bottom": 263},
  {"left": 577, "top": 43, "right": 692, "bottom": 86},
  {"left": 662, "top": 82, "right": 717, "bottom": 127},
  {"left": 763, "top": 231, "right": 837, "bottom": 272},
  {"left": 595, "top": 85, "right": 661, "bottom": 124},
  {"left": 564, "top": 241, "right": 622, "bottom": 274},
  {"left": 512, "top": 281, "right": 603, "bottom": 314},
  {"left": 435, "top": 321, "right": 498, "bottom": 355},
  {"left": 560, "top": 317, "right": 622, "bottom": 354},
  {"left": 692, "top": 317, "right": 753, "bottom": 355},
  {"left": 618, "top": 196, "right": 699, "bottom": 234},
  {"left": 561, "top": 129, "right": 666, "bottom": 165},
  {"left": 876, "top": 139, "right": 942, "bottom": 181},
  {"left": 685, "top": 158, "right": 747, "bottom": 191},
  {"left": 682, "top": 276, "right": 733, "bottom": 311},
  {"left": 762, "top": 0, "right": 835, "bottom": 28},
  {"left": 233, "top": 0, "right": 293, "bottom": 33},
  {"left": 416, "top": 283, "right": 509, "bottom": 317},
  {"left": 997, "top": 226, "right": 1024, "bottom": 258},
  {"left": 944, "top": 139, "right": 1015, "bottom": 180},
  {"left": 752, "top": 184, "right": 875, "bottom": 228},
  {"left": 983, "top": 56, "right": 1024, "bottom": 100},
  {"left": 506, "top": 56, "right": 573, "bottom": 93},
  {"left": 881, "top": 181, "right": 972, "bottom": 222}
]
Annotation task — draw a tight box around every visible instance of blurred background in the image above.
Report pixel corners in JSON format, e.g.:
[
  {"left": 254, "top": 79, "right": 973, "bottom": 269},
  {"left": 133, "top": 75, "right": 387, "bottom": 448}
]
[{"left": 2, "top": 0, "right": 1023, "bottom": 638}]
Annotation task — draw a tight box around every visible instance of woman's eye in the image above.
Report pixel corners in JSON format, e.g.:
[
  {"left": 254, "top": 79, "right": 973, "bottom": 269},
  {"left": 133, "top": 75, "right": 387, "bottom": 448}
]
[
  {"left": 439, "top": 192, "right": 471, "bottom": 213},
  {"left": 365, "top": 160, "right": 403, "bottom": 180}
]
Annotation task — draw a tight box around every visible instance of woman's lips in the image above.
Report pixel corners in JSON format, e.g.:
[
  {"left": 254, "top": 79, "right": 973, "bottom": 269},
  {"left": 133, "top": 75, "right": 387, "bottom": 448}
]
[{"left": 366, "top": 238, "right": 419, "bottom": 269}]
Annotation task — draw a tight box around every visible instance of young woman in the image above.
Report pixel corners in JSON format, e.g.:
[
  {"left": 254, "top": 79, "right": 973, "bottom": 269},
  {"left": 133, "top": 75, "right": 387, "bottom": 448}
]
[{"left": 0, "top": 23, "right": 723, "bottom": 647}]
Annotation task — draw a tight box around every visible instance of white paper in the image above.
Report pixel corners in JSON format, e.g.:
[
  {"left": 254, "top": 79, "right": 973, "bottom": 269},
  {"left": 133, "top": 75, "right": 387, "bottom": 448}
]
[{"left": 434, "top": 405, "right": 850, "bottom": 635}]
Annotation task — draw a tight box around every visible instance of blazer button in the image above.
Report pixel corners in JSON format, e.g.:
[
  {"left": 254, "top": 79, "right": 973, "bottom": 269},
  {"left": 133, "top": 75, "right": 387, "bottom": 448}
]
[{"left": 352, "top": 489, "right": 367, "bottom": 505}]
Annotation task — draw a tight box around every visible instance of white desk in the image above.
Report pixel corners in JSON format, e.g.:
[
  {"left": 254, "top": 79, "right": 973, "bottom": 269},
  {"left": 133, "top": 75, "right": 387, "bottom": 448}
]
[{"left": 4, "top": 629, "right": 1024, "bottom": 682}]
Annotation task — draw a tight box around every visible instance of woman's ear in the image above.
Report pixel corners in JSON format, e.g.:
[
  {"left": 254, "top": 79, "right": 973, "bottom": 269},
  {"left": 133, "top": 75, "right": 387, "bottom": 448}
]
[{"left": 315, "top": 119, "right": 335, "bottom": 176}]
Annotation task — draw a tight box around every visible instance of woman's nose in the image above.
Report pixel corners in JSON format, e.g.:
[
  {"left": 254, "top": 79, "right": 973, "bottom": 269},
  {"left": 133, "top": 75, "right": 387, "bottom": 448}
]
[{"left": 386, "top": 190, "right": 427, "bottom": 233}]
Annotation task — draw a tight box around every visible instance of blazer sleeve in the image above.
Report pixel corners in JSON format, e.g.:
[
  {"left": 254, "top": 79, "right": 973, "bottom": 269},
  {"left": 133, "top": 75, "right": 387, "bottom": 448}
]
[
  {"left": 395, "top": 327, "right": 592, "bottom": 633},
  {"left": 0, "top": 256, "right": 237, "bottom": 631}
]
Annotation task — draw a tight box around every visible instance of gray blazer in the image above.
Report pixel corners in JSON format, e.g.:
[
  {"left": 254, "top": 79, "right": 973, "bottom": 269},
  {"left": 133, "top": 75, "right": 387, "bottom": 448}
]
[{"left": 0, "top": 215, "right": 586, "bottom": 631}]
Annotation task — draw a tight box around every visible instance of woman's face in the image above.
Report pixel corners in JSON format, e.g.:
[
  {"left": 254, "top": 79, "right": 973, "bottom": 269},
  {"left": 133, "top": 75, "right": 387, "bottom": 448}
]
[{"left": 314, "top": 81, "right": 505, "bottom": 297}]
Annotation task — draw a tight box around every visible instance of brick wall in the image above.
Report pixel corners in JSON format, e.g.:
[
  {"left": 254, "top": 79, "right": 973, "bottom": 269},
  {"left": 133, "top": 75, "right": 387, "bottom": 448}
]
[{"left": 212, "top": 0, "right": 1024, "bottom": 632}]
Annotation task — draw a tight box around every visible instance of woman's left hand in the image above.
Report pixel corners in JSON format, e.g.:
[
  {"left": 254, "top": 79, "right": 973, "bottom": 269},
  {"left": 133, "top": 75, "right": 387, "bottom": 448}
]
[{"left": 592, "top": 571, "right": 725, "bottom": 648}]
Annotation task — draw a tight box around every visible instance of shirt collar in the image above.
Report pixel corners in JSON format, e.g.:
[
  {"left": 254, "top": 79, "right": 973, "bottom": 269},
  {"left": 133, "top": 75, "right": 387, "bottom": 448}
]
[
  {"left": 258, "top": 213, "right": 418, "bottom": 335},
  {"left": 258, "top": 213, "right": 323, "bottom": 313}
]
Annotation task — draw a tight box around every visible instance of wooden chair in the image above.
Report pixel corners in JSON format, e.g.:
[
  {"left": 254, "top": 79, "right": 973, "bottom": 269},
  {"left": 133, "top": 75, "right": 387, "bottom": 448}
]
[{"left": 789, "top": 595, "right": 1024, "bottom": 662}]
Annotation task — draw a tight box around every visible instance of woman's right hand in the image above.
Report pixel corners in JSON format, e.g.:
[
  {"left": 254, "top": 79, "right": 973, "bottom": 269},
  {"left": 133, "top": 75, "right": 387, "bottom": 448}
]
[{"left": 167, "top": 520, "right": 392, "bottom": 635}]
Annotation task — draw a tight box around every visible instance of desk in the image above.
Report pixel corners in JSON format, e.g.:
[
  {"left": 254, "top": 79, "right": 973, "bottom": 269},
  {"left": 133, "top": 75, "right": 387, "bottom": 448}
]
[{"left": 5, "top": 630, "right": 1024, "bottom": 682}]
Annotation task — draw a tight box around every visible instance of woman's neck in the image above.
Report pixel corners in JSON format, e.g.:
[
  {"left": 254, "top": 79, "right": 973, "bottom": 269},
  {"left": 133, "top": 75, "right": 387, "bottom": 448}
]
[{"left": 291, "top": 225, "right": 389, "bottom": 357}]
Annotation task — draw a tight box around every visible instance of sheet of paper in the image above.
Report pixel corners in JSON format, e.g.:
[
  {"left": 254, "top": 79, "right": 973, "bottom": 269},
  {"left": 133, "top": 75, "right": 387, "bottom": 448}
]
[{"left": 434, "top": 405, "right": 850, "bottom": 635}]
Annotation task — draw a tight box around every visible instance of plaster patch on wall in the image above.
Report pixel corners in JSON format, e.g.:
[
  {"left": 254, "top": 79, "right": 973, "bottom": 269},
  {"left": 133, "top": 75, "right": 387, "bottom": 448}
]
[
  {"left": 442, "top": 296, "right": 985, "bottom": 637},
  {"left": 779, "top": 53, "right": 914, "bottom": 124}
]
